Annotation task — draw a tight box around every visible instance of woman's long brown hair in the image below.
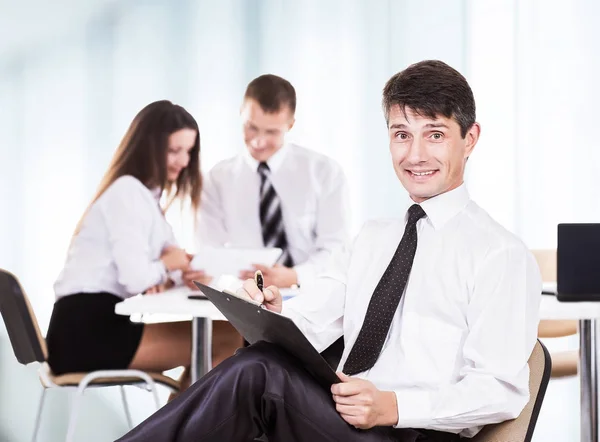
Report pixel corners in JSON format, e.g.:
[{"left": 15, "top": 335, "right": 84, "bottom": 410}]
[{"left": 75, "top": 100, "right": 202, "bottom": 234}]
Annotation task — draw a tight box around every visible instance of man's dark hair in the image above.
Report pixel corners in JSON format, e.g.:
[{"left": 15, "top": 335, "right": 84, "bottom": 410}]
[
  {"left": 382, "top": 60, "right": 476, "bottom": 138},
  {"left": 244, "top": 74, "right": 296, "bottom": 114}
]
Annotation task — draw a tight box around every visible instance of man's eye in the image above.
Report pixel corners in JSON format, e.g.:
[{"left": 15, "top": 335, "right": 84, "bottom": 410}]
[{"left": 431, "top": 133, "right": 443, "bottom": 140}]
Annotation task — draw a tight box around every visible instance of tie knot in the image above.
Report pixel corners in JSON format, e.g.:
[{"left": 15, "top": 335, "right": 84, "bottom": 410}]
[
  {"left": 407, "top": 204, "right": 426, "bottom": 225},
  {"left": 257, "top": 162, "right": 270, "bottom": 176}
]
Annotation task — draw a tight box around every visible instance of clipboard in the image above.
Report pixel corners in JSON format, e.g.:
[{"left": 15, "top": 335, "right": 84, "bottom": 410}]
[{"left": 193, "top": 281, "right": 340, "bottom": 388}]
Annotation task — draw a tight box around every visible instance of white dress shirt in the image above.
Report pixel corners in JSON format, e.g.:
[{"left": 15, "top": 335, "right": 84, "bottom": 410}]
[
  {"left": 197, "top": 144, "right": 351, "bottom": 286},
  {"left": 282, "top": 184, "right": 541, "bottom": 437},
  {"left": 54, "top": 175, "right": 177, "bottom": 300}
]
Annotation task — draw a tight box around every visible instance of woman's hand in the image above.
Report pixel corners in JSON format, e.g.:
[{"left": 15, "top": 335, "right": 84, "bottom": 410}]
[
  {"left": 145, "top": 284, "right": 165, "bottom": 295},
  {"left": 160, "top": 245, "right": 190, "bottom": 271}
]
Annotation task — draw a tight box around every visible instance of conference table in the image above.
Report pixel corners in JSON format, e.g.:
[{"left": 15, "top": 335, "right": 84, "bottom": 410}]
[
  {"left": 116, "top": 283, "right": 598, "bottom": 441},
  {"left": 114, "top": 286, "right": 298, "bottom": 383},
  {"left": 115, "top": 287, "right": 223, "bottom": 383},
  {"left": 540, "top": 282, "right": 599, "bottom": 442}
]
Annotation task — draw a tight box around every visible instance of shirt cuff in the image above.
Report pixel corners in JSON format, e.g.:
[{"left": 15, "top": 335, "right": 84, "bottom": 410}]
[
  {"left": 394, "top": 388, "right": 433, "bottom": 429},
  {"left": 154, "top": 259, "right": 168, "bottom": 285},
  {"left": 169, "top": 269, "right": 183, "bottom": 286},
  {"left": 279, "top": 300, "right": 294, "bottom": 318},
  {"left": 293, "top": 261, "right": 315, "bottom": 287}
]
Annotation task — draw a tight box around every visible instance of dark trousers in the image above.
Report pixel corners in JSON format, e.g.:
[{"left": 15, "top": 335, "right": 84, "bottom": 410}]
[{"left": 116, "top": 342, "right": 460, "bottom": 442}]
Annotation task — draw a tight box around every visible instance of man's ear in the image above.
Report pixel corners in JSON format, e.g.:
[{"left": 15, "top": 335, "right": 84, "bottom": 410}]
[
  {"left": 288, "top": 117, "right": 296, "bottom": 132},
  {"left": 464, "top": 122, "right": 481, "bottom": 159}
]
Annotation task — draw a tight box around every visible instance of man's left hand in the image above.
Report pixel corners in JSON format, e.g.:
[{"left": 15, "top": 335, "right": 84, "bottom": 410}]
[
  {"left": 331, "top": 372, "right": 398, "bottom": 429},
  {"left": 239, "top": 264, "right": 298, "bottom": 288}
]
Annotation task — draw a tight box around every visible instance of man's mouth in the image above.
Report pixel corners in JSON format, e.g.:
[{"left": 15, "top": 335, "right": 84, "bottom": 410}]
[{"left": 406, "top": 169, "right": 439, "bottom": 180}]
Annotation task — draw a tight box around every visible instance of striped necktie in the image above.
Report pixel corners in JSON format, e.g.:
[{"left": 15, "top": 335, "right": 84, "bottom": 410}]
[{"left": 258, "top": 162, "right": 294, "bottom": 267}]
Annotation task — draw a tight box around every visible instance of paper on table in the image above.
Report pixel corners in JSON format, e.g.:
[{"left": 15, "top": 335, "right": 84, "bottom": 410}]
[
  {"left": 148, "top": 275, "right": 244, "bottom": 299},
  {"left": 280, "top": 287, "right": 301, "bottom": 300},
  {"left": 190, "top": 246, "right": 282, "bottom": 278},
  {"left": 214, "top": 275, "right": 301, "bottom": 301},
  {"left": 152, "top": 275, "right": 300, "bottom": 305}
]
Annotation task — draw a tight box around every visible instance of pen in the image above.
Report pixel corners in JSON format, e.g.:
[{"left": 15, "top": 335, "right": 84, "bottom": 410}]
[
  {"left": 254, "top": 270, "right": 264, "bottom": 292},
  {"left": 253, "top": 270, "right": 268, "bottom": 310}
]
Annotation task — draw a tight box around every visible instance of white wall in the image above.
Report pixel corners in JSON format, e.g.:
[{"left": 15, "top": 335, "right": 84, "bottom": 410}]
[{"left": 1, "top": 0, "right": 597, "bottom": 440}]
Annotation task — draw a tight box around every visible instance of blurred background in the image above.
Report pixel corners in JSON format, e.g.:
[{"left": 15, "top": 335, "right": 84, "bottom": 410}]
[{"left": 1, "top": 0, "right": 598, "bottom": 440}]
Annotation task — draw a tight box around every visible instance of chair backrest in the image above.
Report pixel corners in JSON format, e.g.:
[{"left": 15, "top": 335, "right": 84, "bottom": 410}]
[
  {"left": 531, "top": 249, "right": 556, "bottom": 283},
  {"left": 471, "top": 340, "right": 551, "bottom": 442},
  {"left": 0, "top": 269, "right": 47, "bottom": 364},
  {"left": 532, "top": 249, "right": 577, "bottom": 338}
]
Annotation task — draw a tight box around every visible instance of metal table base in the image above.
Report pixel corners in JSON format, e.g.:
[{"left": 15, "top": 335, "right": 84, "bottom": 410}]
[
  {"left": 191, "top": 317, "right": 213, "bottom": 383},
  {"left": 580, "top": 319, "right": 598, "bottom": 442}
]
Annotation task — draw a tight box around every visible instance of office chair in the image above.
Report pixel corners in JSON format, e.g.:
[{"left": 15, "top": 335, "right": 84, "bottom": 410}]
[
  {"left": 0, "top": 269, "right": 180, "bottom": 442},
  {"left": 532, "top": 249, "right": 578, "bottom": 378},
  {"left": 471, "top": 340, "right": 551, "bottom": 442}
]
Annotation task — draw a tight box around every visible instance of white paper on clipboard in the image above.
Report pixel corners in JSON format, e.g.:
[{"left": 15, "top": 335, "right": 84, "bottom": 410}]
[{"left": 190, "top": 246, "right": 282, "bottom": 277}]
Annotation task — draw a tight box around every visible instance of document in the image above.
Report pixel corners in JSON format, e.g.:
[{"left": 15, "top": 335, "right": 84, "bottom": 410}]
[{"left": 190, "top": 246, "right": 282, "bottom": 278}]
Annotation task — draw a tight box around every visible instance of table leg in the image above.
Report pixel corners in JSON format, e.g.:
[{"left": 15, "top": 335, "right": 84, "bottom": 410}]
[
  {"left": 191, "top": 317, "right": 213, "bottom": 384},
  {"left": 580, "top": 319, "right": 598, "bottom": 442}
]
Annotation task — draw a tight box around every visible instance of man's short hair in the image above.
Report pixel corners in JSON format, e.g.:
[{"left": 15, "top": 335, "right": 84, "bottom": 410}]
[
  {"left": 382, "top": 60, "right": 476, "bottom": 138},
  {"left": 244, "top": 74, "right": 296, "bottom": 115}
]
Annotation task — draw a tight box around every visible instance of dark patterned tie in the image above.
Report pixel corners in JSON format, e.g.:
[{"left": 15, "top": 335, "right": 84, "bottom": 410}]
[
  {"left": 342, "top": 204, "right": 426, "bottom": 375},
  {"left": 258, "top": 162, "right": 294, "bottom": 267}
]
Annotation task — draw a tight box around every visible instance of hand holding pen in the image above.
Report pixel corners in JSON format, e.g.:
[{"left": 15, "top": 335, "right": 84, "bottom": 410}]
[{"left": 236, "top": 270, "right": 283, "bottom": 314}]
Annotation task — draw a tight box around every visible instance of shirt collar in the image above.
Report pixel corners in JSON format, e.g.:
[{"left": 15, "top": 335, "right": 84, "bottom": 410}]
[
  {"left": 413, "top": 183, "right": 471, "bottom": 230},
  {"left": 150, "top": 187, "right": 162, "bottom": 202},
  {"left": 243, "top": 144, "right": 289, "bottom": 174}
]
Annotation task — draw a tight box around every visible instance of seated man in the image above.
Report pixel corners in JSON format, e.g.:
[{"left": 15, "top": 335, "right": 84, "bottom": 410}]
[
  {"left": 186, "top": 74, "right": 351, "bottom": 290},
  {"left": 117, "top": 60, "right": 541, "bottom": 442}
]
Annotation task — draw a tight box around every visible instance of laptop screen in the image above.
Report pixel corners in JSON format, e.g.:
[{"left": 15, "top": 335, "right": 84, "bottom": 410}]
[{"left": 557, "top": 223, "right": 600, "bottom": 296}]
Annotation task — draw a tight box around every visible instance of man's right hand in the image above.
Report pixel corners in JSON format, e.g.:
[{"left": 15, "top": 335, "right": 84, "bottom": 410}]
[{"left": 238, "top": 279, "right": 283, "bottom": 313}]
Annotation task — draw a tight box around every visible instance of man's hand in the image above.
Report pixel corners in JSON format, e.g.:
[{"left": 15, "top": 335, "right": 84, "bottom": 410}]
[
  {"left": 331, "top": 372, "right": 399, "bottom": 429},
  {"left": 182, "top": 269, "right": 212, "bottom": 290},
  {"left": 239, "top": 264, "right": 298, "bottom": 288},
  {"left": 236, "top": 279, "right": 283, "bottom": 313}
]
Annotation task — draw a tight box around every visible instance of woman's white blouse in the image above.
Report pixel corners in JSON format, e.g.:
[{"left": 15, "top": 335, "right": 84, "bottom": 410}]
[{"left": 54, "top": 175, "right": 177, "bottom": 300}]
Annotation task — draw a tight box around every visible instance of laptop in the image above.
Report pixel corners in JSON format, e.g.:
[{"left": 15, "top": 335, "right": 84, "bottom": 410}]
[{"left": 557, "top": 223, "right": 600, "bottom": 302}]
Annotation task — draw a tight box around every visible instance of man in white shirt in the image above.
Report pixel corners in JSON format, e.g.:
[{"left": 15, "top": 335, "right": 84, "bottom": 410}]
[
  {"left": 187, "top": 74, "right": 351, "bottom": 289},
  {"left": 118, "top": 61, "right": 541, "bottom": 442}
]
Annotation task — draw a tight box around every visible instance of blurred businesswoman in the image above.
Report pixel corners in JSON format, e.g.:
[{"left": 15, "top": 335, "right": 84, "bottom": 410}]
[{"left": 46, "top": 100, "right": 207, "bottom": 392}]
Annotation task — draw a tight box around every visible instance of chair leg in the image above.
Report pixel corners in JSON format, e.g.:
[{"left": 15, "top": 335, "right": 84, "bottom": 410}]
[
  {"left": 31, "top": 388, "right": 47, "bottom": 442},
  {"left": 135, "top": 377, "right": 161, "bottom": 410},
  {"left": 65, "top": 387, "right": 85, "bottom": 442},
  {"left": 150, "top": 383, "right": 160, "bottom": 411},
  {"left": 120, "top": 386, "right": 133, "bottom": 429}
]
